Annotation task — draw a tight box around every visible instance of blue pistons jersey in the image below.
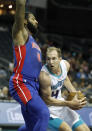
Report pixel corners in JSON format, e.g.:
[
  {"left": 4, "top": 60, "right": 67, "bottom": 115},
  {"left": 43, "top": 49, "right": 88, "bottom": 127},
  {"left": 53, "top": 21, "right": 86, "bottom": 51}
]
[{"left": 9, "top": 35, "right": 42, "bottom": 104}]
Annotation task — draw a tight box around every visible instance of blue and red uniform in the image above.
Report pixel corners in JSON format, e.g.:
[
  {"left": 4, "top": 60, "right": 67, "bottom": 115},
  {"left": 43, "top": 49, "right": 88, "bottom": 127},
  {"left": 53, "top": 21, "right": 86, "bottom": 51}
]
[{"left": 9, "top": 35, "right": 49, "bottom": 131}]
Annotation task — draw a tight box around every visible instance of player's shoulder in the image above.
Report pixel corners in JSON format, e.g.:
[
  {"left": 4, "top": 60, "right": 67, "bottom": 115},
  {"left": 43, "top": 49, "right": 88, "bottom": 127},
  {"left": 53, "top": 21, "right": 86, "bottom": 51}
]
[
  {"left": 62, "top": 59, "right": 70, "bottom": 72},
  {"left": 39, "top": 71, "right": 51, "bottom": 85},
  {"left": 12, "top": 26, "right": 28, "bottom": 46},
  {"left": 39, "top": 71, "right": 50, "bottom": 81}
]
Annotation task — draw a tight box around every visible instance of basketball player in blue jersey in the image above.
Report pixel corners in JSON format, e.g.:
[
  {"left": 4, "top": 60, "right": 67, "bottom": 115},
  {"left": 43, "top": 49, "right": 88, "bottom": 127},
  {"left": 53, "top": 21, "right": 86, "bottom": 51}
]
[
  {"left": 9, "top": 0, "right": 49, "bottom": 131},
  {"left": 39, "top": 47, "right": 90, "bottom": 131}
]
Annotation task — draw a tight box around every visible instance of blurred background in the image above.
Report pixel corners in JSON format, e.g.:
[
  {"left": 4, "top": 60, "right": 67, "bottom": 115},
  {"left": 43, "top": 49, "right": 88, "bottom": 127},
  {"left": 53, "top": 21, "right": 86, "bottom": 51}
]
[{"left": 0, "top": 0, "right": 92, "bottom": 130}]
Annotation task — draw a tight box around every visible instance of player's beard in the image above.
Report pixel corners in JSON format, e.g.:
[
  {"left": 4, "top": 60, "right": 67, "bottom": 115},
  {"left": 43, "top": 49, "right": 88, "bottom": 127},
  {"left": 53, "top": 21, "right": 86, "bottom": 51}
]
[{"left": 27, "top": 21, "right": 38, "bottom": 38}]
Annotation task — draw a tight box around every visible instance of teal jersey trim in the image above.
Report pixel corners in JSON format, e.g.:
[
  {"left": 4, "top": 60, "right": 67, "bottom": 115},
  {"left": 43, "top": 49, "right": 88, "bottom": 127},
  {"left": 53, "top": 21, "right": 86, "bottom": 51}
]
[
  {"left": 72, "top": 118, "right": 84, "bottom": 131},
  {"left": 45, "top": 64, "right": 62, "bottom": 78}
]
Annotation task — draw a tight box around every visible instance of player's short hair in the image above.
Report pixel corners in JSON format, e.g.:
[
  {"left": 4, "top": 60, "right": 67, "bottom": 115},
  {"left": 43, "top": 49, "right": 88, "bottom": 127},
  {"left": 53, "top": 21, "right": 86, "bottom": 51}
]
[{"left": 46, "top": 46, "right": 62, "bottom": 58}]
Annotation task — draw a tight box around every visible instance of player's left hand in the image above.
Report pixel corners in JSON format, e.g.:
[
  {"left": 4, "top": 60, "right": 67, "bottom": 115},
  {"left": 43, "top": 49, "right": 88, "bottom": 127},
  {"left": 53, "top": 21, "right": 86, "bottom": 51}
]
[{"left": 67, "top": 96, "right": 87, "bottom": 110}]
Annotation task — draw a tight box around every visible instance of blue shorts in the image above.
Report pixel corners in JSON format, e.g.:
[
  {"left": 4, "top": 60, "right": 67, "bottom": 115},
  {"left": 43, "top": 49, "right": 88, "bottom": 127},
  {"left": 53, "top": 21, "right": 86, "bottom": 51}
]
[
  {"left": 48, "top": 117, "right": 84, "bottom": 131},
  {"left": 9, "top": 77, "right": 50, "bottom": 131}
]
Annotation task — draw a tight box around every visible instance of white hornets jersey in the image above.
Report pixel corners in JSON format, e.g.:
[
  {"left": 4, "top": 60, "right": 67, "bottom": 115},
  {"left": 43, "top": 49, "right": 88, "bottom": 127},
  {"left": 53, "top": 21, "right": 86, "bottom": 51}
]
[
  {"left": 41, "top": 60, "right": 68, "bottom": 118},
  {"left": 41, "top": 60, "right": 80, "bottom": 126}
]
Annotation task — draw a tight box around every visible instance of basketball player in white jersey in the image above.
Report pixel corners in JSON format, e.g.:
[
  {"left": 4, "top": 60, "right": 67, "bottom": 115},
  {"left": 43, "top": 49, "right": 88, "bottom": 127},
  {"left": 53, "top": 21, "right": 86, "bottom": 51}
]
[{"left": 39, "top": 47, "right": 90, "bottom": 131}]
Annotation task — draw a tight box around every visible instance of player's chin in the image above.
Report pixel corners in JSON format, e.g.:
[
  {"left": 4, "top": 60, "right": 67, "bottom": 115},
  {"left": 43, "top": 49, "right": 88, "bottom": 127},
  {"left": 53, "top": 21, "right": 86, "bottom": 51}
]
[{"left": 51, "top": 68, "right": 55, "bottom": 72}]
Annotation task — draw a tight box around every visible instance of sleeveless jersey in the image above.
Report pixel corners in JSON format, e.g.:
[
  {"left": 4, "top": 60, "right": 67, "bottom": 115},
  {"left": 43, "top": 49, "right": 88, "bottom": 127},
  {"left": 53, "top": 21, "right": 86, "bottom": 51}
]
[
  {"left": 9, "top": 35, "right": 42, "bottom": 104},
  {"left": 41, "top": 60, "right": 68, "bottom": 118},
  {"left": 13, "top": 35, "right": 42, "bottom": 80}
]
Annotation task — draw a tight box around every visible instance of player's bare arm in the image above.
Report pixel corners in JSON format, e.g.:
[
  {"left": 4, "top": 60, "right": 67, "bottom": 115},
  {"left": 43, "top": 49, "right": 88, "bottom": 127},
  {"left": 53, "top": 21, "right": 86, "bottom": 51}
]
[
  {"left": 64, "top": 60, "right": 86, "bottom": 95},
  {"left": 64, "top": 76, "right": 76, "bottom": 92},
  {"left": 64, "top": 60, "right": 76, "bottom": 92},
  {"left": 64, "top": 60, "right": 85, "bottom": 96},
  {"left": 12, "top": 0, "right": 28, "bottom": 46},
  {"left": 64, "top": 60, "right": 85, "bottom": 93},
  {"left": 64, "top": 60, "right": 87, "bottom": 109},
  {"left": 39, "top": 71, "right": 69, "bottom": 106},
  {"left": 39, "top": 71, "right": 86, "bottom": 109}
]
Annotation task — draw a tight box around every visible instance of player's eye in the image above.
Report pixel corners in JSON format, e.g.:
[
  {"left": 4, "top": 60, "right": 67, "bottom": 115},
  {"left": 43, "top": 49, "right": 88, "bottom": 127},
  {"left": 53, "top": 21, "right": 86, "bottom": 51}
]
[{"left": 52, "top": 57, "right": 57, "bottom": 60}]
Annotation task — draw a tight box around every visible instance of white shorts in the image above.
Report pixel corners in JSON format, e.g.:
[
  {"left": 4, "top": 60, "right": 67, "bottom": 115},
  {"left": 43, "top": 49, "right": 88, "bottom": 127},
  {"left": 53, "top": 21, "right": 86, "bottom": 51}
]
[{"left": 48, "top": 106, "right": 84, "bottom": 130}]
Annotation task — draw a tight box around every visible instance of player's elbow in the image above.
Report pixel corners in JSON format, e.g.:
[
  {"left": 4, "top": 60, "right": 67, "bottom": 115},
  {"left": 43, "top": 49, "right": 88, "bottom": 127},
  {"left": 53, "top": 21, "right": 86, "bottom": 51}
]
[{"left": 41, "top": 95, "right": 51, "bottom": 105}]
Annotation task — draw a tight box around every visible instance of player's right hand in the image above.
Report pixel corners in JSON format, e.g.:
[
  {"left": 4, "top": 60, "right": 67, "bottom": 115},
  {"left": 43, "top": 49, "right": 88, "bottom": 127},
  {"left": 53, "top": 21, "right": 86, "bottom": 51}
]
[{"left": 67, "top": 96, "right": 87, "bottom": 110}]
